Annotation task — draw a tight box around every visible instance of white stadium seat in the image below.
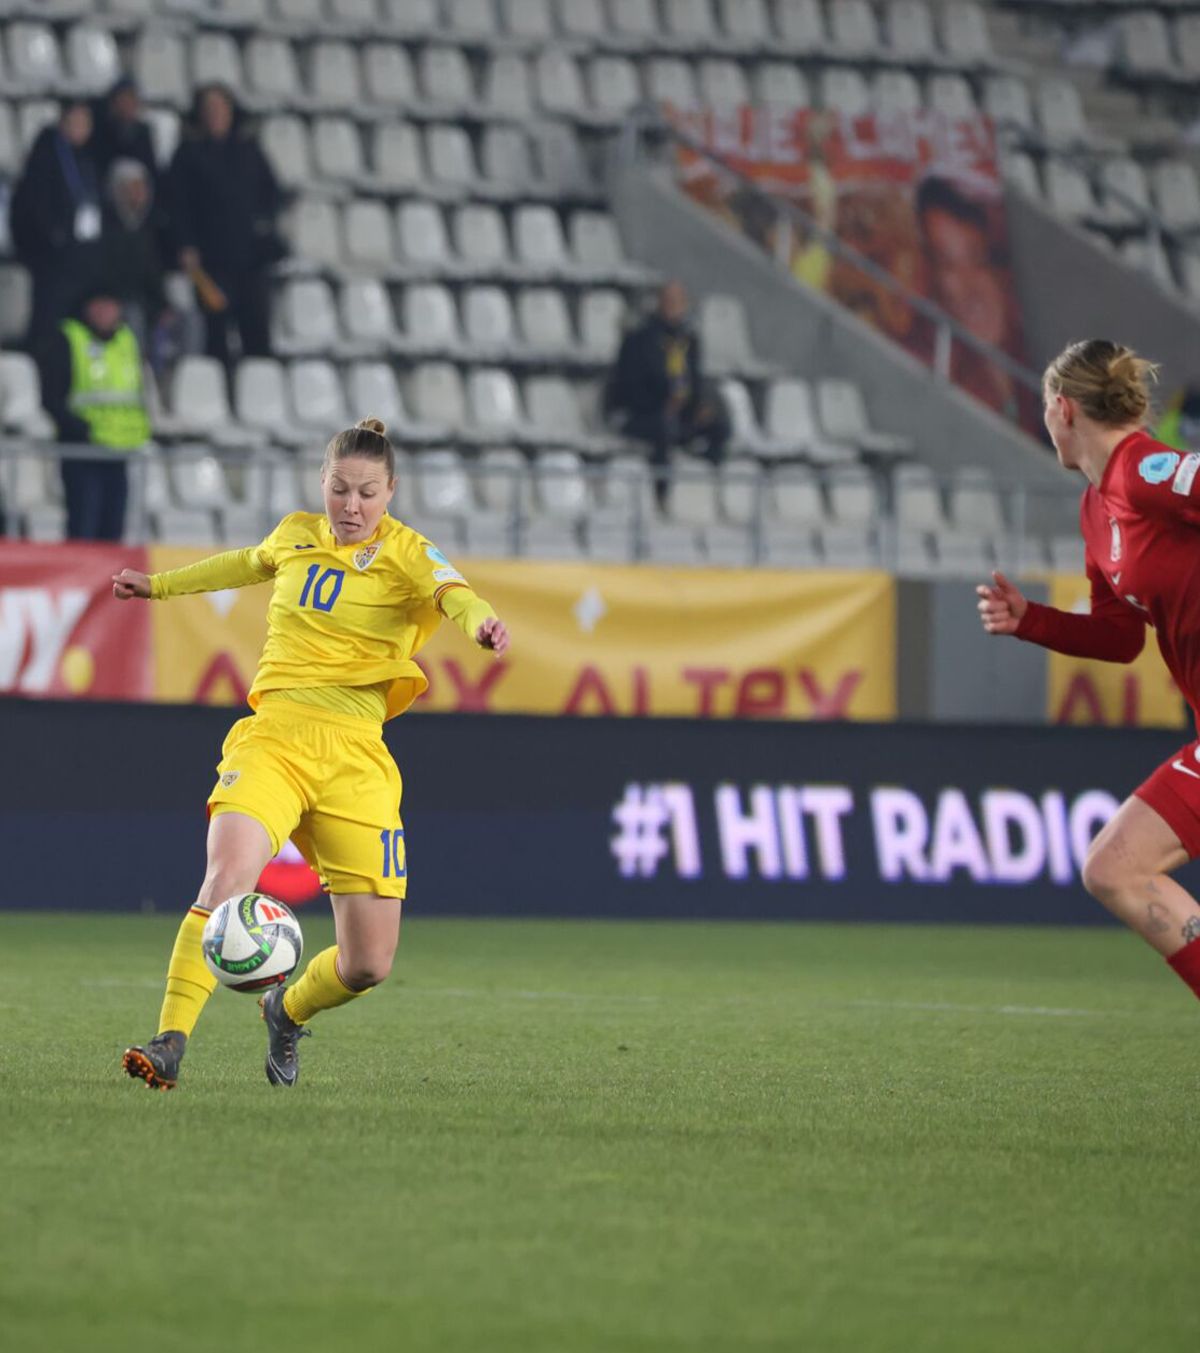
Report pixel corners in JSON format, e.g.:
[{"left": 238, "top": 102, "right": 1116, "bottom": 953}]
[
  {"left": 403, "top": 283, "right": 463, "bottom": 354},
  {"left": 409, "top": 362, "right": 468, "bottom": 431},
  {"left": 261, "top": 115, "right": 312, "bottom": 189},
  {"left": 940, "top": 1, "right": 993, "bottom": 64},
  {"left": 454, "top": 203, "right": 512, "bottom": 275},
  {"left": 462, "top": 286, "right": 519, "bottom": 356},
  {"left": 311, "top": 41, "right": 361, "bottom": 111},
  {"left": 191, "top": 32, "right": 243, "bottom": 89},
  {"left": 133, "top": 29, "right": 188, "bottom": 105},
  {"left": 884, "top": 0, "right": 937, "bottom": 61},
  {"left": 291, "top": 198, "right": 343, "bottom": 270},
  {"left": 499, "top": 0, "right": 553, "bottom": 40},
  {"left": 66, "top": 25, "right": 121, "bottom": 93},
  {"left": 372, "top": 121, "right": 424, "bottom": 191},
  {"left": 828, "top": 0, "right": 880, "bottom": 56},
  {"left": 312, "top": 117, "right": 367, "bottom": 183},
  {"left": 343, "top": 200, "right": 395, "bottom": 272},
  {"left": 481, "top": 53, "right": 533, "bottom": 120},
  {"left": 6, "top": 23, "right": 63, "bottom": 94},
  {"left": 752, "top": 62, "right": 810, "bottom": 110},
  {"left": 363, "top": 42, "right": 417, "bottom": 106},
  {"left": 417, "top": 45, "right": 477, "bottom": 113},
  {"left": 246, "top": 36, "right": 300, "bottom": 105},
  {"left": 588, "top": 56, "right": 642, "bottom": 118},
  {"left": 234, "top": 358, "right": 309, "bottom": 446},
  {"left": 397, "top": 202, "right": 455, "bottom": 272},
  {"left": 289, "top": 359, "right": 349, "bottom": 433}
]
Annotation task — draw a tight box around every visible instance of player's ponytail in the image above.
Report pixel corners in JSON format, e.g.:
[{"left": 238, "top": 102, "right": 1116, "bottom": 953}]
[
  {"left": 1044, "top": 339, "right": 1158, "bottom": 428},
  {"left": 324, "top": 416, "right": 395, "bottom": 477}
]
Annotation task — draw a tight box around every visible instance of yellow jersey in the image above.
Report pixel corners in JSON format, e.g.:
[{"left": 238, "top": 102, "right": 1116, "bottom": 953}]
[{"left": 150, "top": 512, "right": 494, "bottom": 721}]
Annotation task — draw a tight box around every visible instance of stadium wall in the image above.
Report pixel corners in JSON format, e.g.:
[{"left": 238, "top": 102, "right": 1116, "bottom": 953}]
[{"left": 4, "top": 696, "right": 1195, "bottom": 923}]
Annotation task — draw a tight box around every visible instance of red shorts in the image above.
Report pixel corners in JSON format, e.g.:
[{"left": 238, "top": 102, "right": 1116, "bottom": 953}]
[{"left": 1134, "top": 738, "right": 1200, "bottom": 858}]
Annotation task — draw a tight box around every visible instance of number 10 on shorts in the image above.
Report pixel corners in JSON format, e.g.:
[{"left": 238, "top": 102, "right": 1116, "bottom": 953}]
[{"left": 380, "top": 827, "right": 406, "bottom": 879}]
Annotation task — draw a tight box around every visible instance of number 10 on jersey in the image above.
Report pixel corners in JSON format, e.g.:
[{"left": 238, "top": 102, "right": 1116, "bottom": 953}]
[{"left": 299, "top": 565, "right": 344, "bottom": 612}]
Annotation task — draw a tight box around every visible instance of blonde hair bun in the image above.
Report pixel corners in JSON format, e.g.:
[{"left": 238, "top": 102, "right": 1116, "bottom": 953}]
[
  {"left": 355, "top": 415, "right": 387, "bottom": 436},
  {"left": 1045, "top": 339, "right": 1158, "bottom": 428}
]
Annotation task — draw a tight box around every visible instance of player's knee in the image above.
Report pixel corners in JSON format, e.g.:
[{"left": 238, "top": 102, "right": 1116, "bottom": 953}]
[
  {"left": 338, "top": 952, "right": 395, "bottom": 995},
  {"left": 196, "top": 865, "right": 256, "bottom": 909},
  {"left": 340, "top": 955, "right": 393, "bottom": 991},
  {"left": 1081, "top": 844, "right": 1131, "bottom": 906}
]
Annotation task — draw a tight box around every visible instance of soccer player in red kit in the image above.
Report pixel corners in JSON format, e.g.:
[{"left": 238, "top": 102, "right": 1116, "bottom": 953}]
[{"left": 977, "top": 338, "right": 1200, "bottom": 999}]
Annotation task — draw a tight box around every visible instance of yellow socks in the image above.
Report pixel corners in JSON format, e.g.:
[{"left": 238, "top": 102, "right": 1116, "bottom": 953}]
[
  {"left": 283, "top": 946, "right": 366, "bottom": 1025},
  {"left": 157, "top": 906, "right": 219, "bottom": 1038}
]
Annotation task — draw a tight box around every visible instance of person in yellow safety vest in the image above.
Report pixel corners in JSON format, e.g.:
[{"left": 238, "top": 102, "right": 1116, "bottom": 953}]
[{"left": 39, "top": 282, "right": 151, "bottom": 540}]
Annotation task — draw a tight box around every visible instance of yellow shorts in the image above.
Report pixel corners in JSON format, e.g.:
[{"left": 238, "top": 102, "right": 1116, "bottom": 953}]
[{"left": 207, "top": 703, "right": 407, "bottom": 899}]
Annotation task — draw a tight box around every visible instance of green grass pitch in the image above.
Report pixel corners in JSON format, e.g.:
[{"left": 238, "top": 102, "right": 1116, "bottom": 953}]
[{"left": 2, "top": 913, "right": 1199, "bottom": 1353}]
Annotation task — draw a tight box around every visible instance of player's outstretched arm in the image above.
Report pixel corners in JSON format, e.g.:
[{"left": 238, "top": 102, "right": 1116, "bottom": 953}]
[
  {"left": 975, "top": 570, "right": 1027, "bottom": 636},
  {"left": 112, "top": 568, "right": 152, "bottom": 601},
  {"left": 113, "top": 547, "right": 275, "bottom": 602}
]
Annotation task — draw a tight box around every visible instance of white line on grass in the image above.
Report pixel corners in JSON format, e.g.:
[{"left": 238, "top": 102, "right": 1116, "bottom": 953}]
[
  {"left": 847, "top": 999, "right": 1109, "bottom": 1018},
  {"left": 417, "top": 986, "right": 662, "bottom": 1005}
]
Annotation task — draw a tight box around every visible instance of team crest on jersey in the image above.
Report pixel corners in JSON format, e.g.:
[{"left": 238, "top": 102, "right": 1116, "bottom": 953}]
[
  {"left": 220, "top": 770, "right": 240, "bottom": 788},
  {"left": 352, "top": 543, "right": 381, "bottom": 571},
  {"left": 1138, "top": 451, "right": 1180, "bottom": 485},
  {"left": 1109, "top": 517, "right": 1122, "bottom": 563}
]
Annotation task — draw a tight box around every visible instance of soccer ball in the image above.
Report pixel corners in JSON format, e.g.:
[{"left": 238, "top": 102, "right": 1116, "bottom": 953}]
[{"left": 201, "top": 893, "right": 303, "bottom": 993}]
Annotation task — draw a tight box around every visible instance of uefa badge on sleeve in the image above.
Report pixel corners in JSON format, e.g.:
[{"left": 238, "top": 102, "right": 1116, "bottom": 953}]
[{"left": 1138, "top": 451, "right": 1180, "bottom": 485}]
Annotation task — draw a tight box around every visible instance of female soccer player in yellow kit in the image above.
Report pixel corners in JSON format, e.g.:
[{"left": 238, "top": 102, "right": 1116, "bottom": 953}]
[{"left": 114, "top": 417, "right": 509, "bottom": 1089}]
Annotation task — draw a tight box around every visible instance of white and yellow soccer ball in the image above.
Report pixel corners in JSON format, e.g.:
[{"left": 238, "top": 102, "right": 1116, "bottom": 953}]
[{"left": 201, "top": 894, "right": 304, "bottom": 993}]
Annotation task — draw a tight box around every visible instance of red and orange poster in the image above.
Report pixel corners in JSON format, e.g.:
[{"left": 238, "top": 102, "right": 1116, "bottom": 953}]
[{"left": 671, "top": 105, "right": 1039, "bottom": 432}]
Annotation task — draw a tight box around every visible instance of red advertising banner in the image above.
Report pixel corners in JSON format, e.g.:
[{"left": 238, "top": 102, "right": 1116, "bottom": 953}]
[
  {"left": 672, "top": 106, "right": 1039, "bottom": 433},
  {"left": 0, "top": 541, "right": 153, "bottom": 700}
]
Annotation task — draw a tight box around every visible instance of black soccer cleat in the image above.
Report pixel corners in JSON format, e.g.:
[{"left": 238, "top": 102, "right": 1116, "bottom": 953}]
[
  {"left": 123, "top": 1031, "right": 186, "bottom": 1091},
  {"left": 259, "top": 986, "right": 310, "bottom": 1088}
]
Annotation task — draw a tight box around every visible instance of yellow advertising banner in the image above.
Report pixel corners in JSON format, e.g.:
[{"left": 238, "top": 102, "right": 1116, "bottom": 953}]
[
  {"left": 1045, "top": 574, "right": 1186, "bottom": 730},
  {"left": 148, "top": 548, "right": 897, "bottom": 720}
]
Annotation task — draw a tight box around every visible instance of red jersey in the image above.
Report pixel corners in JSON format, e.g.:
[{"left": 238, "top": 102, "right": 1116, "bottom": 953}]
[{"left": 1017, "top": 429, "right": 1200, "bottom": 721}]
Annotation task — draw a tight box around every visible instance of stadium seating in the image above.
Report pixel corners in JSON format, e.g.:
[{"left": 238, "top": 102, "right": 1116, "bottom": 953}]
[{"left": 0, "top": 0, "right": 1125, "bottom": 573}]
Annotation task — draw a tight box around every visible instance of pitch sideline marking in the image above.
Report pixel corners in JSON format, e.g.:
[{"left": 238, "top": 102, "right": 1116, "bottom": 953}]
[{"left": 847, "top": 999, "right": 1110, "bottom": 1018}]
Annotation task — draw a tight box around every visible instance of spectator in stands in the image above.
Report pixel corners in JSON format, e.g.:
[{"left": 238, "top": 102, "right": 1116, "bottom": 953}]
[
  {"left": 40, "top": 281, "right": 151, "bottom": 542},
  {"left": 604, "top": 280, "right": 729, "bottom": 505},
  {"left": 10, "top": 100, "right": 103, "bottom": 353},
  {"left": 72, "top": 159, "right": 168, "bottom": 351},
  {"left": 90, "top": 77, "right": 159, "bottom": 195},
  {"left": 167, "top": 84, "right": 284, "bottom": 368}
]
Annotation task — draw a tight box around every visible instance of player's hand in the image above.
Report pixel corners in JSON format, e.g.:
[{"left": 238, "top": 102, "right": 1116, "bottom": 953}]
[
  {"left": 112, "top": 568, "right": 152, "bottom": 601},
  {"left": 476, "top": 616, "right": 509, "bottom": 655},
  {"left": 976, "top": 570, "right": 1027, "bottom": 636}
]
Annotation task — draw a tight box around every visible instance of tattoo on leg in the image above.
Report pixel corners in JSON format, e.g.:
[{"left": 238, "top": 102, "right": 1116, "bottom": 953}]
[
  {"left": 1146, "top": 901, "right": 1172, "bottom": 935},
  {"left": 1183, "top": 916, "right": 1200, "bottom": 945}
]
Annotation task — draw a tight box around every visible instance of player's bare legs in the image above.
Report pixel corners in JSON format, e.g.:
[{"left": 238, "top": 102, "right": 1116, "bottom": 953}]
[
  {"left": 1082, "top": 797, "right": 1200, "bottom": 956},
  {"left": 328, "top": 892, "right": 402, "bottom": 990},
  {"left": 195, "top": 811, "right": 277, "bottom": 910},
  {"left": 125, "top": 812, "right": 276, "bottom": 1089}
]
